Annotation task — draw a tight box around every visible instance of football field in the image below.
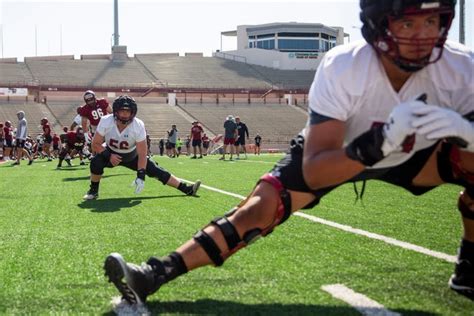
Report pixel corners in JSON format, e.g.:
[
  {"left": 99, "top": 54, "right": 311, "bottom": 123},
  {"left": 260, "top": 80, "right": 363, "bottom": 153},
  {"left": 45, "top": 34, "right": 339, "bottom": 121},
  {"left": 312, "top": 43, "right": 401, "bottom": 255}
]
[{"left": 0, "top": 154, "right": 473, "bottom": 315}]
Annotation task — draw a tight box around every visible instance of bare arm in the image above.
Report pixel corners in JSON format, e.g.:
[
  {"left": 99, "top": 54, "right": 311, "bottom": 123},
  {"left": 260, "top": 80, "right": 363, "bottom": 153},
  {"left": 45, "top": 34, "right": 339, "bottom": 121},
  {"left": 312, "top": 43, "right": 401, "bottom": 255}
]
[
  {"left": 91, "top": 132, "right": 106, "bottom": 154},
  {"left": 302, "top": 120, "right": 365, "bottom": 190},
  {"left": 135, "top": 140, "right": 148, "bottom": 170},
  {"left": 81, "top": 117, "right": 89, "bottom": 134}
]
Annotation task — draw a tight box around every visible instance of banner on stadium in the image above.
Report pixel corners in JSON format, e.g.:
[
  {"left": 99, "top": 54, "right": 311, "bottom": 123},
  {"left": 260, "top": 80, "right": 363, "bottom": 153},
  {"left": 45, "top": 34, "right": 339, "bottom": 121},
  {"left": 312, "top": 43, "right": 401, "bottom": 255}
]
[{"left": 0, "top": 88, "right": 28, "bottom": 96}]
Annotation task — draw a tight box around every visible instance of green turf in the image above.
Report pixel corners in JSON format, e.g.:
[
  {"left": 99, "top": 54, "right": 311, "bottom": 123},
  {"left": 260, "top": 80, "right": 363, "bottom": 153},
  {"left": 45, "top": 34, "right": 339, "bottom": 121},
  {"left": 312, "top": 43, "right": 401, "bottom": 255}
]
[{"left": 0, "top": 154, "right": 472, "bottom": 315}]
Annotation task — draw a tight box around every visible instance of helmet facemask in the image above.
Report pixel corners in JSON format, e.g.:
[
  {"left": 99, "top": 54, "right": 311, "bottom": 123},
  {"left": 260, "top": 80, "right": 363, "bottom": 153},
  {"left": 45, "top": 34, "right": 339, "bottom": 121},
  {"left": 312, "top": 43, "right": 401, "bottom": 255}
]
[
  {"left": 361, "top": 1, "right": 455, "bottom": 72},
  {"left": 112, "top": 96, "right": 137, "bottom": 125}
]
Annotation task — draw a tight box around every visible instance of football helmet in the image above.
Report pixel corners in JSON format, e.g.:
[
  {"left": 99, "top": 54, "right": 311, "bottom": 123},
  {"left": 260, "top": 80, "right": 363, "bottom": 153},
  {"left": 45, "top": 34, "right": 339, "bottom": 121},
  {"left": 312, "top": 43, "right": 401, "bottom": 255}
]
[
  {"left": 83, "top": 90, "right": 96, "bottom": 105},
  {"left": 360, "top": 0, "right": 455, "bottom": 72},
  {"left": 112, "top": 95, "right": 137, "bottom": 125},
  {"left": 40, "top": 117, "right": 48, "bottom": 126},
  {"left": 5, "top": 121, "right": 11, "bottom": 128},
  {"left": 17, "top": 111, "right": 25, "bottom": 120}
]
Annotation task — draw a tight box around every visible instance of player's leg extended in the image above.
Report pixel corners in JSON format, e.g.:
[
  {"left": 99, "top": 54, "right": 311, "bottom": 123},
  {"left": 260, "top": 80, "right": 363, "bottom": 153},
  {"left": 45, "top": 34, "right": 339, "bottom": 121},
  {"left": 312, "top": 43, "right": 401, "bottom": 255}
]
[
  {"left": 138, "top": 158, "right": 201, "bottom": 196},
  {"left": 413, "top": 143, "right": 474, "bottom": 296},
  {"left": 104, "top": 174, "right": 316, "bottom": 304},
  {"left": 445, "top": 148, "right": 474, "bottom": 296}
]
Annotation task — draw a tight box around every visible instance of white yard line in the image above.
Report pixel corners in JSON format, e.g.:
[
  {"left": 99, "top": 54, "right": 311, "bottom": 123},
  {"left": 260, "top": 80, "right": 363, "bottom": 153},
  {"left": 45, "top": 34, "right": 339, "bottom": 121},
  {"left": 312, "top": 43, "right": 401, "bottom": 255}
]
[
  {"left": 321, "top": 284, "right": 401, "bottom": 316},
  {"left": 182, "top": 179, "right": 456, "bottom": 263}
]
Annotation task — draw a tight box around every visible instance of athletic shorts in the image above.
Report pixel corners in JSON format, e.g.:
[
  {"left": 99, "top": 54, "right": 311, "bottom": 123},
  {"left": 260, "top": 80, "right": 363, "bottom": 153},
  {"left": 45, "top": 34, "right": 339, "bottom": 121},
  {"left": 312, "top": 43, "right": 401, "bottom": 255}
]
[
  {"left": 15, "top": 139, "right": 26, "bottom": 148},
  {"left": 192, "top": 139, "right": 202, "bottom": 147},
  {"left": 224, "top": 137, "right": 235, "bottom": 145},
  {"left": 4, "top": 139, "right": 13, "bottom": 148},
  {"left": 235, "top": 138, "right": 245, "bottom": 146},
  {"left": 269, "top": 134, "right": 441, "bottom": 210},
  {"left": 44, "top": 135, "right": 53, "bottom": 144}
]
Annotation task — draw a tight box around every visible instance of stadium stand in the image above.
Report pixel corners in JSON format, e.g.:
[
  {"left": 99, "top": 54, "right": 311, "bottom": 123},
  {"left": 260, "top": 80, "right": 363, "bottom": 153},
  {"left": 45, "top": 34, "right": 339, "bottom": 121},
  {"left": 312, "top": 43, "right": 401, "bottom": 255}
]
[
  {"left": 135, "top": 55, "right": 273, "bottom": 90},
  {"left": 25, "top": 58, "right": 155, "bottom": 88},
  {"left": 0, "top": 60, "right": 36, "bottom": 86},
  {"left": 179, "top": 103, "right": 307, "bottom": 149},
  {"left": 1, "top": 54, "right": 313, "bottom": 153},
  {"left": 0, "top": 100, "right": 59, "bottom": 137}
]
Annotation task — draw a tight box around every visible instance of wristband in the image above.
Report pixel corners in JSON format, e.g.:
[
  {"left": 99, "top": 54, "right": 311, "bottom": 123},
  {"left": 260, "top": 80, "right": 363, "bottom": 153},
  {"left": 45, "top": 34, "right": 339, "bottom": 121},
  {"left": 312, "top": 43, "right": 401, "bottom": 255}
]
[{"left": 137, "top": 168, "right": 146, "bottom": 180}]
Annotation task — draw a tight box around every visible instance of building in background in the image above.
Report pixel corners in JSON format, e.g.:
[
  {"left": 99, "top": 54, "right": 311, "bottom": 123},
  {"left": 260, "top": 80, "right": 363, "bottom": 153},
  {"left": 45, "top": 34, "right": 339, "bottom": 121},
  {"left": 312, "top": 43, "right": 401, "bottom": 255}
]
[{"left": 216, "top": 22, "right": 348, "bottom": 70}]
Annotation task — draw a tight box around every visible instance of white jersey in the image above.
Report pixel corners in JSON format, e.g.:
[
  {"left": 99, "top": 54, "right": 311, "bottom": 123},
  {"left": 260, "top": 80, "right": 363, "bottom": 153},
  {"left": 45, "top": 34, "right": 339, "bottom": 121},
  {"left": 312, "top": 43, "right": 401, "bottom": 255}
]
[
  {"left": 17, "top": 118, "right": 28, "bottom": 140},
  {"left": 309, "top": 40, "right": 473, "bottom": 169},
  {"left": 96, "top": 114, "right": 146, "bottom": 154},
  {"left": 73, "top": 114, "right": 82, "bottom": 125}
]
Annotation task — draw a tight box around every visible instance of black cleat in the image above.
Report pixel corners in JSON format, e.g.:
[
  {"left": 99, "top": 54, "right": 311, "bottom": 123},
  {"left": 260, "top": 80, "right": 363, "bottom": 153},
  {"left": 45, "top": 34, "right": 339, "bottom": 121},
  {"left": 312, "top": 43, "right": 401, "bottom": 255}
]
[
  {"left": 104, "top": 253, "right": 161, "bottom": 304},
  {"left": 28, "top": 159, "right": 33, "bottom": 165},
  {"left": 449, "top": 259, "right": 474, "bottom": 299},
  {"left": 187, "top": 180, "right": 201, "bottom": 196}
]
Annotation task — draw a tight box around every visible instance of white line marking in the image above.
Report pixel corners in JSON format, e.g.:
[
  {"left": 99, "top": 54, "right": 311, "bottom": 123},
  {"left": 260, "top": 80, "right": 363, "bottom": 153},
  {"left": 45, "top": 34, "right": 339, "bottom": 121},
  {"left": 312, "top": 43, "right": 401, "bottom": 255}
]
[
  {"left": 322, "top": 284, "right": 401, "bottom": 316},
  {"left": 181, "top": 180, "right": 456, "bottom": 263},
  {"left": 295, "top": 212, "right": 456, "bottom": 263}
]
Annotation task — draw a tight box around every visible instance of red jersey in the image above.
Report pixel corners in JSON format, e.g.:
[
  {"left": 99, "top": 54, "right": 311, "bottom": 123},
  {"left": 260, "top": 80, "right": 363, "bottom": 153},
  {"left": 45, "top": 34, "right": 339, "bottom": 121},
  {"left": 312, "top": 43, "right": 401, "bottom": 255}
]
[
  {"left": 3, "top": 126, "right": 13, "bottom": 141},
  {"left": 190, "top": 125, "right": 203, "bottom": 140},
  {"left": 52, "top": 134, "right": 60, "bottom": 145},
  {"left": 66, "top": 131, "right": 85, "bottom": 147},
  {"left": 78, "top": 98, "right": 109, "bottom": 127},
  {"left": 42, "top": 123, "right": 51, "bottom": 137}
]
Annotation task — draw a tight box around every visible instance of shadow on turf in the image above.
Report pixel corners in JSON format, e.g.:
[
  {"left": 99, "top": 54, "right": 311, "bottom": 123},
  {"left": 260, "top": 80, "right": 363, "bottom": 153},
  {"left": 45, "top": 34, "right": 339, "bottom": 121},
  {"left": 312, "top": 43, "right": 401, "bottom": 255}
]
[
  {"left": 62, "top": 173, "right": 128, "bottom": 182},
  {"left": 78, "top": 195, "right": 184, "bottom": 212},
  {"left": 101, "top": 299, "right": 439, "bottom": 315}
]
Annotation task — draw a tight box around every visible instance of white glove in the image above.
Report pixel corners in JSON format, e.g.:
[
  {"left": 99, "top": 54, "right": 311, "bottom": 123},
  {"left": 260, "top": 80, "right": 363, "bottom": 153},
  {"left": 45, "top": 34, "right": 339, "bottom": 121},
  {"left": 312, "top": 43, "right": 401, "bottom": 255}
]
[
  {"left": 131, "top": 178, "right": 145, "bottom": 194},
  {"left": 412, "top": 105, "right": 474, "bottom": 152},
  {"left": 381, "top": 100, "right": 427, "bottom": 156}
]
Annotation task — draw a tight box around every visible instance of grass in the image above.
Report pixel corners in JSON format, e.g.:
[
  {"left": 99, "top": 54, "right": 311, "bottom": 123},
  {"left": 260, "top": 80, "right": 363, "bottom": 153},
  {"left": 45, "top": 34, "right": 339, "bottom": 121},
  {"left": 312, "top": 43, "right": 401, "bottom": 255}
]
[{"left": 0, "top": 153, "right": 472, "bottom": 315}]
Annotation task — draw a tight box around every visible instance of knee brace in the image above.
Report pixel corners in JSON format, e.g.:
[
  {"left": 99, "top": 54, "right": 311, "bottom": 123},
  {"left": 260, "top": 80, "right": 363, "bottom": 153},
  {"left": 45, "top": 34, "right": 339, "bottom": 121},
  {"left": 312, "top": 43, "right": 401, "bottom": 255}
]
[
  {"left": 438, "top": 142, "right": 474, "bottom": 186},
  {"left": 438, "top": 143, "right": 474, "bottom": 220},
  {"left": 193, "top": 173, "right": 292, "bottom": 266}
]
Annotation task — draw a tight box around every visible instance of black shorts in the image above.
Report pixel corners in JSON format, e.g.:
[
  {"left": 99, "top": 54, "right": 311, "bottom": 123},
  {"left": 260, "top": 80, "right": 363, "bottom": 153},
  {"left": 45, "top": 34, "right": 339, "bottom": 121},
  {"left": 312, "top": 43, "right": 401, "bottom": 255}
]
[
  {"left": 235, "top": 138, "right": 245, "bottom": 146},
  {"left": 53, "top": 144, "right": 59, "bottom": 151},
  {"left": 4, "top": 139, "right": 13, "bottom": 148},
  {"left": 90, "top": 150, "right": 171, "bottom": 185},
  {"left": 15, "top": 139, "right": 26, "bottom": 148},
  {"left": 192, "top": 139, "right": 202, "bottom": 147},
  {"left": 44, "top": 135, "right": 53, "bottom": 144},
  {"left": 269, "top": 134, "right": 441, "bottom": 210}
]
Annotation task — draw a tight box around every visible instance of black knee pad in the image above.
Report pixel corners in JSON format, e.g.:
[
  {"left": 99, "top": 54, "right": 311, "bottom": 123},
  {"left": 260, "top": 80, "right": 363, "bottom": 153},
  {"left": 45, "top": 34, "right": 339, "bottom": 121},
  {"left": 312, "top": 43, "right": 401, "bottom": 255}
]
[
  {"left": 90, "top": 154, "right": 107, "bottom": 175},
  {"left": 146, "top": 160, "right": 171, "bottom": 185}
]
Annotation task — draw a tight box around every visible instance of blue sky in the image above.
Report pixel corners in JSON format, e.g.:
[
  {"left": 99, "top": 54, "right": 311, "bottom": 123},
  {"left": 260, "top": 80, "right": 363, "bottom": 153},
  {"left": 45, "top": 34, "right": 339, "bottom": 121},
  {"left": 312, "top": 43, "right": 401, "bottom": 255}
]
[{"left": 0, "top": 0, "right": 472, "bottom": 60}]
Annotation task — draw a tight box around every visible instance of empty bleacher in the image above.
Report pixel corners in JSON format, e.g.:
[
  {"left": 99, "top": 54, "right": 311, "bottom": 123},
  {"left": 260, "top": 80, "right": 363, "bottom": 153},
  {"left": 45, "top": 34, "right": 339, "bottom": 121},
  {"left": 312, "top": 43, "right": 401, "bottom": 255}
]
[
  {"left": 25, "top": 59, "right": 155, "bottom": 88},
  {"left": 0, "top": 61, "right": 36, "bottom": 86},
  {"left": 0, "top": 100, "right": 59, "bottom": 137},
  {"left": 136, "top": 55, "right": 273, "bottom": 90}
]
